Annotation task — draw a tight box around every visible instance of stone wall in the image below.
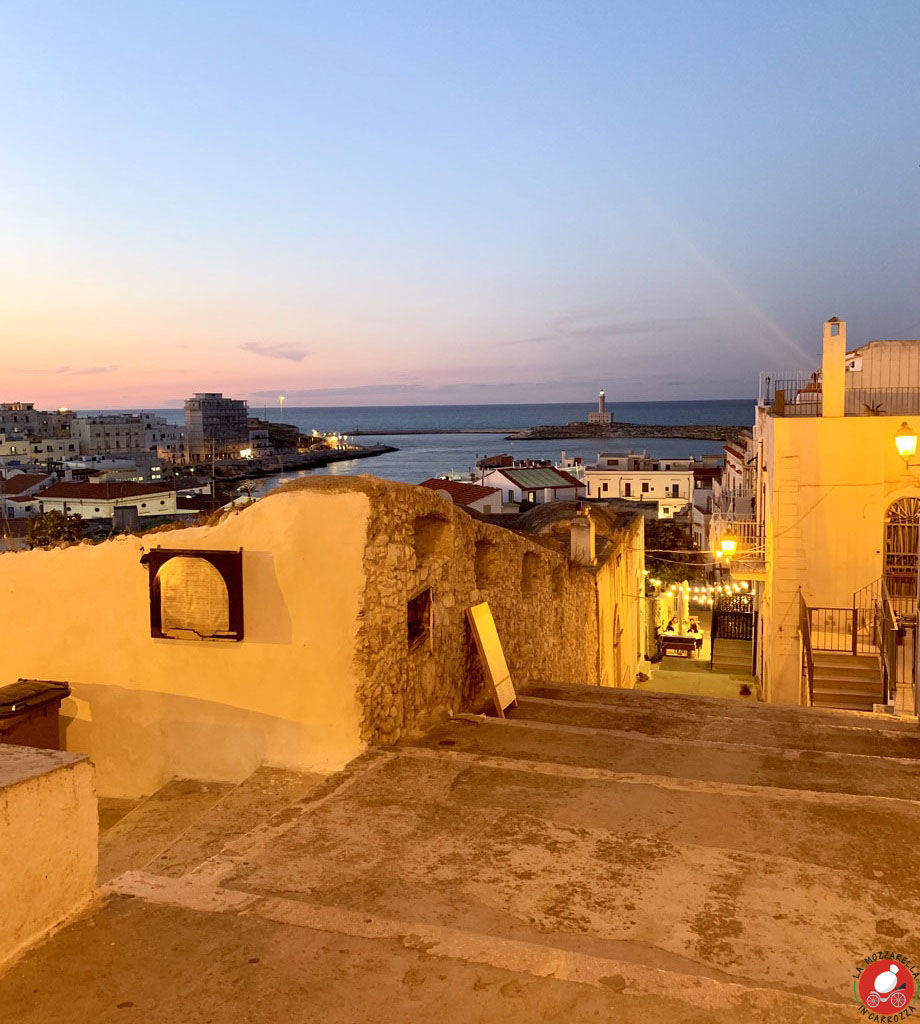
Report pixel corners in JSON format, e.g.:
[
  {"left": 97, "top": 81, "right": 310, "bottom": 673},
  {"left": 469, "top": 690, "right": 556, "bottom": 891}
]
[
  {"left": 346, "top": 477, "right": 600, "bottom": 745},
  {"left": 0, "top": 476, "right": 642, "bottom": 797}
]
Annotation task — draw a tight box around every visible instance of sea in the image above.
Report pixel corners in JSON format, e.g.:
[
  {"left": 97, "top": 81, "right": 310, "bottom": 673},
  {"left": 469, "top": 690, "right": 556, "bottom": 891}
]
[{"left": 83, "top": 400, "right": 754, "bottom": 493}]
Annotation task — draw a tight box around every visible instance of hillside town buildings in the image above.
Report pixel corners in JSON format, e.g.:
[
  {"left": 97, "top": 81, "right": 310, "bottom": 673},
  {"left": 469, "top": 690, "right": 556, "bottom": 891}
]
[{"left": 2, "top": 325, "right": 920, "bottom": 1023}]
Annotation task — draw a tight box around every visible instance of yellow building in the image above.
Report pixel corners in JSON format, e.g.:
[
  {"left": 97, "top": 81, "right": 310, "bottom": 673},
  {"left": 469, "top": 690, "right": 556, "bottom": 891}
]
[{"left": 752, "top": 318, "right": 920, "bottom": 714}]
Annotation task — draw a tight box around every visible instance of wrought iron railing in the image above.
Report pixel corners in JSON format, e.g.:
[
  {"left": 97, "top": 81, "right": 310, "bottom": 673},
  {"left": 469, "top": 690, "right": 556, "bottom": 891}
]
[
  {"left": 759, "top": 374, "right": 920, "bottom": 419},
  {"left": 799, "top": 590, "right": 815, "bottom": 705},
  {"left": 710, "top": 593, "right": 754, "bottom": 672},
  {"left": 807, "top": 606, "right": 879, "bottom": 654},
  {"left": 844, "top": 388, "right": 920, "bottom": 417},
  {"left": 875, "top": 585, "right": 898, "bottom": 705}
]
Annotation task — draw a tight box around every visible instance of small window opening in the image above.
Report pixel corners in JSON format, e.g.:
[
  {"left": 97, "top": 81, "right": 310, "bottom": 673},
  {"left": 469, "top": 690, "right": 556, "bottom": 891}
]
[{"left": 408, "top": 587, "right": 433, "bottom": 649}]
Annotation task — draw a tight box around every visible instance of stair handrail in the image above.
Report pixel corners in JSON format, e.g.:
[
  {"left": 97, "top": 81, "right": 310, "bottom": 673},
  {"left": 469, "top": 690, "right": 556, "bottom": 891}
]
[
  {"left": 709, "top": 595, "right": 720, "bottom": 671},
  {"left": 799, "top": 590, "right": 815, "bottom": 705},
  {"left": 852, "top": 576, "right": 883, "bottom": 654},
  {"left": 876, "top": 581, "right": 898, "bottom": 705}
]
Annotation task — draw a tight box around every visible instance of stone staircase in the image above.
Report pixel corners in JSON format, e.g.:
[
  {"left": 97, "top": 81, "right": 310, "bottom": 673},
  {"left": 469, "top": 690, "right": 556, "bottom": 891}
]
[
  {"left": 97, "top": 766, "right": 326, "bottom": 884},
  {"left": 811, "top": 651, "right": 885, "bottom": 712},
  {"left": 5, "top": 685, "right": 920, "bottom": 1024},
  {"left": 710, "top": 636, "right": 753, "bottom": 676}
]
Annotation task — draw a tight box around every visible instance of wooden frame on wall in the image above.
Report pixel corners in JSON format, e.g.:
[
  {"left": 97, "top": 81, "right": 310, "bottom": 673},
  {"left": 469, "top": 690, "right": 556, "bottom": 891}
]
[{"left": 140, "top": 547, "right": 244, "bottom": 642}]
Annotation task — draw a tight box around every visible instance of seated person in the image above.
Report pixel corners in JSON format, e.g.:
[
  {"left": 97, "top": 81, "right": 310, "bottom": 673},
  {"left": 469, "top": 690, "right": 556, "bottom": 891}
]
[
  {"left": 687, "top": 617, "right": 702, "bottom": 635},
  {"left": 664, "top": 616, "right": 680, "bottom": 634}
]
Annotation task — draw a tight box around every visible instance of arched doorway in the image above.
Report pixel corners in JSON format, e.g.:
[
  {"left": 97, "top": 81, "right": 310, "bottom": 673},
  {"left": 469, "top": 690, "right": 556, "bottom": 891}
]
[{"left": 884, "top": 497, "right": 920, "bottom": 604}]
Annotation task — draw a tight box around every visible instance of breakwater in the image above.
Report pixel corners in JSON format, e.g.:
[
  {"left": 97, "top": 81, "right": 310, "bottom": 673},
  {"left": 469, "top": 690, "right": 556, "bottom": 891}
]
[{"left": 506, "top": 421, "right": 748, "bottom": 442}]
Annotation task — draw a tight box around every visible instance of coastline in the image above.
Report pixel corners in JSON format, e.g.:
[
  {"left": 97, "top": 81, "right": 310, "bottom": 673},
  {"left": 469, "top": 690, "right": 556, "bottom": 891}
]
[{"left": 216, "top": 443, "right": 397, "bottom": 483}]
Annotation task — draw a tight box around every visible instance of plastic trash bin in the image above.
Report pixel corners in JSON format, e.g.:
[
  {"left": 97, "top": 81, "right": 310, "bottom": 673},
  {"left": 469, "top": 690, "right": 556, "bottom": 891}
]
[{"left": 0, "top": 679, "right": 71, "bottom": 750}]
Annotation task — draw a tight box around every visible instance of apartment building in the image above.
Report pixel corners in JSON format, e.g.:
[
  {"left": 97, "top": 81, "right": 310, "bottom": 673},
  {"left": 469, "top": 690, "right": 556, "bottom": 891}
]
[{"left": 184, "top": 393, "right": 249, "bottom": 461}]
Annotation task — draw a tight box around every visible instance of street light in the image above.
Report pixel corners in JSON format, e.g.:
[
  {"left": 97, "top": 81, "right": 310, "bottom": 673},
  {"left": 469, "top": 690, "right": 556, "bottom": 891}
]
[
  {"left": 720, "top": 535, "right": 738, "bottom": 558},
  {"left": 895, "top": 422, "right": 917, "bottom": 465}
]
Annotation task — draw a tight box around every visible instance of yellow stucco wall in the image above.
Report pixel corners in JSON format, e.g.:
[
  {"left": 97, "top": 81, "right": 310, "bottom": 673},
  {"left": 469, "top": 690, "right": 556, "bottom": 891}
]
[
  {"left": 759, "top": 411, "right": 920, "bottom": 703},
  {"left": 0, "top": 488, "right": 370, "bottom": 797},
  {"left": 595, "top": 515, "right": 646, "bottom": 688}
]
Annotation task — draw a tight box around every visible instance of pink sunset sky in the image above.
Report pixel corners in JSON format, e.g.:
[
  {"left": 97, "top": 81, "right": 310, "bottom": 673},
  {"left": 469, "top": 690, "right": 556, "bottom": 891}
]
[{"left": 2, "top": 3, "right": 918, "bottom": 409}]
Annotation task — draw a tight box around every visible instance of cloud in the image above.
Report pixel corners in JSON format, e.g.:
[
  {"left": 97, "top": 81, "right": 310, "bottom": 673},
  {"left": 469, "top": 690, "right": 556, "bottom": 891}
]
[
  {"left": 64, "top": 365, "right": 120, "bottom": 376},
  {"left": 241, "top": 342, "right": 310, "bottom": 362},
  {"left": 499, "top": 315, "right": 717, "bottom": 348},
  {"left": 12, "top": 365, "right": 120, "bottom": 375}
]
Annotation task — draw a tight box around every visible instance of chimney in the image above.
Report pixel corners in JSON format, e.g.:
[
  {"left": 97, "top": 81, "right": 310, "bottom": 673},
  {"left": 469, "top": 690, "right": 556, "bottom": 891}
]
[
  {"left": 821, "top": 317, "right": 846, "bottom": 417},
  {"left": 569, "top": 509, "right": 596, "bottom": 565}
]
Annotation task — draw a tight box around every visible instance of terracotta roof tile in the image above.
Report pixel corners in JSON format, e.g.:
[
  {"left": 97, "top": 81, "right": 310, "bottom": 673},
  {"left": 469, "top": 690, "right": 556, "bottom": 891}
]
[
  {"left": 0, "top": 473, "right": 54, "bottom": 495},
  {"left": 418, "top": 479, "right": 500, "bottom": 506},
  {"left": 38, "top": 482, "right": 172, "bottom": 500}
]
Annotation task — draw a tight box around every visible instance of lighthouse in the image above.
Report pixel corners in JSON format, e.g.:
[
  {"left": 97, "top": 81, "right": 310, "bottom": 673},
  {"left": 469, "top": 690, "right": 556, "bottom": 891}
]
[{"left": 588, "top": 389, "right": 613, "bottom": 426}]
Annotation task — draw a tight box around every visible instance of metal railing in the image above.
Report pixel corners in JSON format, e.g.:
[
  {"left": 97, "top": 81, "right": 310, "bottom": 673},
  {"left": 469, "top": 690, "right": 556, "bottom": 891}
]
[
  {"left": 759, "top": 374, "right": 920, "bottom": 418},
  {"left": 875, "top": 585, "right": 898, "bottom": 705},
  {"left": 799, "top": 590, "right": 815, "bottom": 705},
  {"left": 710, "top": 593, "right": 754, "bottom": 672},
  {"left": 807, "top": 606, "right": 879, "bottom": 654},
  {"left": 844, "top": 388, "right": 920, "bottom": 417}
]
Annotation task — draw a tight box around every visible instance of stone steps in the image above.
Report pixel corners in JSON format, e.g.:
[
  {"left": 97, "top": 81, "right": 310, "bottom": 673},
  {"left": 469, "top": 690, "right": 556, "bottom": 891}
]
[
  {"left": 10, "top": 683, "right": 920, "bottom": 1023},
  {"left": 97, "top": 778, "right": 236, "bottom": 883},
  {"left": 98, "top": 768, "right": 326, "bottom": 884},
  {"left": 811, "top": 652, "right": 885, "bottom": 711},
  {"left": 145, "top": 766, "right": 326, "bottom": 878}
]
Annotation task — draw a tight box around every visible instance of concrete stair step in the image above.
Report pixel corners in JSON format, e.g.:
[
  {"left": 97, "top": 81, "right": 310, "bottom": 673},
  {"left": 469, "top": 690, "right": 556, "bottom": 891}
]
[
  {"left": 411, "top": 713, "right": 920, "bottom": 801},
  {"left": 147, "top": 766, "right": 326, "bottom": 878},
  {"left": 711, "top": 658, "right": 752, "bottom": 672},
  {"left": 521, "top": 681, "right": 918, "bottom": 731},
  {"left": 509, "top": 695, "right": 920, "bottom": 759},
  {"left": 97, "top": 778, "right": 236, "bottom": 883}
]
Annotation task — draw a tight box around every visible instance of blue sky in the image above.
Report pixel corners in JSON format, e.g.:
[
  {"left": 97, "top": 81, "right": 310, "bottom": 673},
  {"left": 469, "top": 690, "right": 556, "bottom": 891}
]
[{"left": 1, "top": 0, "right": 919, "bottom": 407}]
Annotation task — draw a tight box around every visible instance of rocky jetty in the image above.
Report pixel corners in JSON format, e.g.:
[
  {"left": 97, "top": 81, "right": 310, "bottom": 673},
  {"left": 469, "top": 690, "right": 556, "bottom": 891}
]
[{"left": 506, "top": 420, "right": 749, "bottom": 442}]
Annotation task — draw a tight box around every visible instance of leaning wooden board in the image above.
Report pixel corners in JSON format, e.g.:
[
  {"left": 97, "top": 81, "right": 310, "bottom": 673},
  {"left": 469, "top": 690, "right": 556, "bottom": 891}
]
[{"left": 466, "top": 602, "right": 517, "bottom": 717}]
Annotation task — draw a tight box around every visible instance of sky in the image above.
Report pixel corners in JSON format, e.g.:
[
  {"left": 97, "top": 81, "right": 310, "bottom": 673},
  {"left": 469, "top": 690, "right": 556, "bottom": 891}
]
[{"left": 1, "top": 0, "right": 919, "bottom": 409}]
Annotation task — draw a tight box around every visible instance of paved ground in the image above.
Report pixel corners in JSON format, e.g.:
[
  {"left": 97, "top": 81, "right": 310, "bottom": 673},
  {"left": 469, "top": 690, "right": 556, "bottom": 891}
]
[
  {"left": 638, "top": 610, "right": 758, "bottom": 700},
  {"left": 2, "top": 684, "right": 919, "bottom": 1023}
]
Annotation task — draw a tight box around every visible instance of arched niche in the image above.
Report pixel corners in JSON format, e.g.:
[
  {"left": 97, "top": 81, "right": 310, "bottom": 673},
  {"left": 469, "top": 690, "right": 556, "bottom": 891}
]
[{"left": 140, "top": 547, "right": 244, "bottom": 641}]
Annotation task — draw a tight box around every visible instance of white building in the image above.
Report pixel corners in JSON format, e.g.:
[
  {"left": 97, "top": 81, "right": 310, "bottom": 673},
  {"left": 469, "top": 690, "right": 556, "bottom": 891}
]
[
  {"left": 35, "top": 482, "right": 179, "bottom": 519},
  {"left": 1, "top": 472, "right": 56, "bottom": 519},
  {"left": 479, "top": 466, "right": 586, "bottom": 507},
  {"left": 585, "top": 451, "right": 694, "bottom": 519},
  {"left": 76, "top": 414, "right": 176, "bottom": 456}
]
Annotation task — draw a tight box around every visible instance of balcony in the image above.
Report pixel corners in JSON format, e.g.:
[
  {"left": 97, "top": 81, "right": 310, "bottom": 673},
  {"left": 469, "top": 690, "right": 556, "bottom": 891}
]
[
  {"left": 758, "top": 375, "right": 920, "bottom": 418},
  {"left": 710, "top": 517, "right": 766, "bottom": 580}
]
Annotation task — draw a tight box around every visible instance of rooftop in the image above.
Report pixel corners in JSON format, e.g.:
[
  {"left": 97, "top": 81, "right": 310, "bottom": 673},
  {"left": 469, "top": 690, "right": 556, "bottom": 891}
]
[
  {"left": 0, "top": 473, "right": 53, "bottom": 496},
  {"left": 38, "top": 482, "right": 173, "bottom": 500},
  {"left": 2, "top": 684, "right": 917, "bottom": 1022},
  {"left": 418, "top": 478, "right": 500, "bottom": 506},
  {"left": 496, "top": 467, "right": 585, "bottom": 490}
]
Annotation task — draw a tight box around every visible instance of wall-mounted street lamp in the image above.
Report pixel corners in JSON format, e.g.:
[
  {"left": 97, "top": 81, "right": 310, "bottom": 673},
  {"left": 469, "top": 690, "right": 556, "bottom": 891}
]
[
  {"left": 720, "top": 535, "right": 738, "bottom": 558},
  {"left": 895, "top": 422, "right": 918, "bottom": 466}
]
